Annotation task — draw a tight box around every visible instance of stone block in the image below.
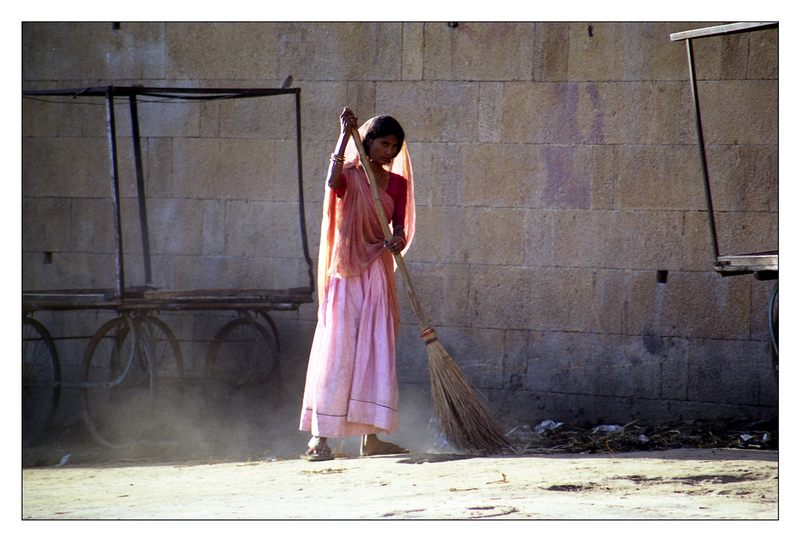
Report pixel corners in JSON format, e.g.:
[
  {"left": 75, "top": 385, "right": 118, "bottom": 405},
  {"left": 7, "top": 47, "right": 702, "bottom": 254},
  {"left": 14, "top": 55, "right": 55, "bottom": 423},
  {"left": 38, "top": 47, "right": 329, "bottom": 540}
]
[
  {"left": 524, "top": 210, "right": 554, "bottom": 267},
  {"left": 469, "top": 265, "right": 535, "bottom": 330},
  {"left": 592, "top": 82, "right": 692, "bottom": 145},
  {"left": 687, "top": 338, "right": 776, "bottom": 406},
  {"left": 501, "top": 82, "right": 580, "bottom": 144},
  {"left": 218, "top": 93, "right": 295, "bottom": 141},
  {"left": 423, "top": 22, "right": 535, "bottom": 81},
  {"left": 563, "top": 22, "right": 702, "bottom": 80},
  {"left": 463, "top": 208, "right": 526, "bottom": 265},
  {"left": 697, "top": 81, "right": 777, "bottom": 145},
  {"left": 410, "top": 205, "right": 525, "bottom": 266},
  {"left": 170, "top": 138, "right": 297, "bottom": 201},
  {"left": 23, "top": 22, "right": 165, "bottom": 81},
  {"left": 165, "top": 23, "right": 279, "bottom": 81},
  {"left": 172, "top": 254, "right": 269, "bottom": 290},
  {"left": 69, "top": 198, "right": 116, "bottom": 253},
  {"left": 143, "top": 138, "right": 175, "bottom": 199},
  {"left": 406, "top": 143, "right": 465, "bottom": 207},
  {"left": 478, "top": 83, "right": 504, "bottom": 143},
  {"left": 141, "top": 198, "right": 204, "bottom": 256},
  {"left": 615, "top": 210, "right": 685, "bottom": 271},
  {"left": 22, "top": 98, "right": 92, "bottom": 138},
  {"left": 616, "top": 144, "right": 705, "bottom": 210},
  {"left": 524, "top": 331, "right": 663, "bottom": 399},
  {"left": 22, "top": 197, "right": 71, "bottom": 253},
  {"left": 398, "top": 262, "right": 470, "bottom": 328},
  {"left": 539, "top": 268, "right": 625, "bottom": 334},
  {"left": 537, "top": 146, "right": 595, "bottom": 209},
  {"left": 402, "top": 23, "right": 424, "bottom": 81},
  {"left": 462, "top": 143, "right": 542, "bottom": 208},
  {"left": 218, "top": 139, "right": 298, "bottom": 201},
  {"left": 202, "top": 200, "right": 226, "bottom": 256},
  {"left": 376, "top": 82, "right": 479, "bottom": 143},
  {"left": 501, "top": 82, "right": 692, "bottom": 145},
  {"left": 747, "top": 27, "right": 778, "bottom": 79},
  {"left": 715, "top": 211, "right": 778, "bottom": 257},
  {"left": 625, "top": 270, "right": 751, "bottom": 340},
  {"left": 706, "top": 145, "right": 778, "bottom": 213},
  {"left": 680, "top": 211, "right": 716, "bottom": 271},
  {"left": 224, "top": 200, "right": 303, "bottom": 259},
  {"left": 115, "top": 100, "right": 201, "bottom": 139},
  {"left": 166, "top": 22, "right": 401, "bottom": 82},
  {"left": 23, "top": 137, "right": 110, "bottom": 198},
  {"left": 546, "top": 210, "right": 616, "bottom": 268},
  {"left": 23, "top": 251, "right": 117, "bottom": 290},
  {"left": 533, "top": 23, "right": 569, "bottom": 81},
  {"left": 567, "top": 23, "right": 625, "bottom": 81}
]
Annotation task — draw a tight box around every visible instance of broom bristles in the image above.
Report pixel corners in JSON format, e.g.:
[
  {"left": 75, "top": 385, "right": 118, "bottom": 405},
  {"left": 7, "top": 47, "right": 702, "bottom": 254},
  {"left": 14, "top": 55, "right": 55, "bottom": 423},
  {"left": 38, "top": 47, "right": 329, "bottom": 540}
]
[{"left": 425, "top": 336, "right": 510, "bottom": 453}]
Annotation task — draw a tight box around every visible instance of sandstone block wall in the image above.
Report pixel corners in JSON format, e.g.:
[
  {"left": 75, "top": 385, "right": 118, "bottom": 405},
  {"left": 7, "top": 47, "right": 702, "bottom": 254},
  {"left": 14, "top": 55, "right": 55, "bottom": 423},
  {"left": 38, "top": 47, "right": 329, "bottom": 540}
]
[{"left": 22, "top": 22, "right": 778, "bottom": 431}]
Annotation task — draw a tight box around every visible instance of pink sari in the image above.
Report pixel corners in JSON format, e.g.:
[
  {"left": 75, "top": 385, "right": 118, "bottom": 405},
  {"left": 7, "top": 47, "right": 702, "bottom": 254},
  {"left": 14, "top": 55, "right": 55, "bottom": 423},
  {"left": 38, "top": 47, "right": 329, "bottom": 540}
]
[{"left": 299, "top": 120, "right": 415, "bottom": 438}]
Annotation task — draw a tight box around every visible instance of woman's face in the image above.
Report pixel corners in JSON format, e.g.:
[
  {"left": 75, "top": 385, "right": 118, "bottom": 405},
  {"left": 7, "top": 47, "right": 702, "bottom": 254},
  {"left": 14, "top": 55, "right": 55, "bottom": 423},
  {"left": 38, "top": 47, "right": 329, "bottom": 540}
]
[{"left": 366, "top": 135, "right": 400, "bottom": 166}]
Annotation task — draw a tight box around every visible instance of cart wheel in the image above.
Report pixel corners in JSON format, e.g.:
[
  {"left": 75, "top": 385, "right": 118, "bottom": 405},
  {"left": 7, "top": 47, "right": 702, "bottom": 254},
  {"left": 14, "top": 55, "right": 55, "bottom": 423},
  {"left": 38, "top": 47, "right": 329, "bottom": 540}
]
[
  {"left": 769, "top": 282, "right": 778, "bottom": 384},
  {"left": 204, "top": 316, "right": 280, "bottom": 417},
  {"left": 80, "top": 314, "right": 184, "bottom": 448},
  {"left": 80, "top": 316, "right": 150, "bottom": 447},
  {"left": 22, "top": 317, "right": 61, "bottom": 446},
  {"left": 135, "top": 315, "right": 186, "bottom": 440}
]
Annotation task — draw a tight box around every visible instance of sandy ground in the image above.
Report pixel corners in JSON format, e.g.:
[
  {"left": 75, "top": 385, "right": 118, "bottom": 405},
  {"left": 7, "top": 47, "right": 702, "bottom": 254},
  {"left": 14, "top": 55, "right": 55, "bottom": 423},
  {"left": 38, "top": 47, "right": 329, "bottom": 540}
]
[{"left": 22, "top": 447, "right": 778, "bottom": 520}]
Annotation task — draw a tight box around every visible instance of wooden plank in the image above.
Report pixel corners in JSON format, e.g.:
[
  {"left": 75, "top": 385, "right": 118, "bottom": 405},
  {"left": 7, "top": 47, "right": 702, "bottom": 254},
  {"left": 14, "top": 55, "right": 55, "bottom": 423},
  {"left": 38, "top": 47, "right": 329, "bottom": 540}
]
[{"left": 670, "top": 22, "right": 777, "bottom": 41}]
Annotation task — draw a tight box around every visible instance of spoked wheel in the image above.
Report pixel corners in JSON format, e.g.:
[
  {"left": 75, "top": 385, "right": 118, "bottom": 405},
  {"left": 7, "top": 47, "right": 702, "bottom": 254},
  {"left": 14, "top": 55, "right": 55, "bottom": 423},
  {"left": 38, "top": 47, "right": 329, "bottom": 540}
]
[
  {"left": 769, "top": 282, "right": 778, "bottom": 384},
  {"left": 22, "top": 317, "right": 61, "bottom": 446},
  {"left": 204, "top": 313, "right": 280, "bottom": 418},
  {"left": 80, "top": 314, "right": 183, "bottom": 448}
]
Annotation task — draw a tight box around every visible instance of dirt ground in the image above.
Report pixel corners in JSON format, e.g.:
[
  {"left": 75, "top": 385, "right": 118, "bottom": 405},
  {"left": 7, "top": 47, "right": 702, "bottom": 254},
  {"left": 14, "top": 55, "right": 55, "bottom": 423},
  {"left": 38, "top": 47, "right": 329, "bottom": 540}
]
[{"left": 22, "top": 446, "right": 778, "bottom": 520}]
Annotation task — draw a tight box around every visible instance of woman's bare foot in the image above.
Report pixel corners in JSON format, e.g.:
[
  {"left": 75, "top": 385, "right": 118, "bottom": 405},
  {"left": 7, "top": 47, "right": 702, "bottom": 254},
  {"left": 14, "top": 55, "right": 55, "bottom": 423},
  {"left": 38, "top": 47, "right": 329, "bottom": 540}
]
[{"left": 360, "top": 434, "right": 409, "bottom": 456}]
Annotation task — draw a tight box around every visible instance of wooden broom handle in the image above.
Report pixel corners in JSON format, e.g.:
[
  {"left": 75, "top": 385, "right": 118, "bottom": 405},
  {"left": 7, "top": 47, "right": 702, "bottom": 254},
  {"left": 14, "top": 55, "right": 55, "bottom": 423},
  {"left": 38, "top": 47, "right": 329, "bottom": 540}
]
[{"left": 349, "top": 128, "right": 431, "bottom": 332}]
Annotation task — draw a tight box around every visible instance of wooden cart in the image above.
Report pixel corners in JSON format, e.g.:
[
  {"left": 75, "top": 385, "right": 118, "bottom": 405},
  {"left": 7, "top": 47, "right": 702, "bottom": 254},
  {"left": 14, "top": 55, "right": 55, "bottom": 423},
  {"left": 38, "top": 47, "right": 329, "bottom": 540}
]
[{"left": 22, "top": 86, "right": 315, "bottom": 447}]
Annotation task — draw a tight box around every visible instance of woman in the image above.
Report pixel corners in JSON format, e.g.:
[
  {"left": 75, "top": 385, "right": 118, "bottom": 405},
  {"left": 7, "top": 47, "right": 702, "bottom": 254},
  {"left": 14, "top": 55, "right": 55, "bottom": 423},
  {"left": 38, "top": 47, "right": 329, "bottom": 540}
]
[{"left": 299, "top": 107, "right": 415, "bottom": 461}]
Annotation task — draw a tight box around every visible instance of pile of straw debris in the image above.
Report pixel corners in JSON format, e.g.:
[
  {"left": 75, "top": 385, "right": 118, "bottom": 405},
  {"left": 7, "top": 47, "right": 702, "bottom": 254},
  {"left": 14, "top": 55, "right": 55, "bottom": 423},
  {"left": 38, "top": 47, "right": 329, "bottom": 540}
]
[{"left": 504, "top": 417, "right": 778, "bottom": 454}]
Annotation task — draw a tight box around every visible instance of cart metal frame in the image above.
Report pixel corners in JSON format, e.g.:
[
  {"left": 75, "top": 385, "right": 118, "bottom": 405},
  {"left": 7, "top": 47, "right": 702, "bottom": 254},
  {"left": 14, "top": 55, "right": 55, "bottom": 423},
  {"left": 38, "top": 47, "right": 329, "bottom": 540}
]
[
  {"left": 670, "top": 22, "right": 778, "bottom": 380},
  {"left": 22, "top": 86, "right": 315, "bottom": 447}
]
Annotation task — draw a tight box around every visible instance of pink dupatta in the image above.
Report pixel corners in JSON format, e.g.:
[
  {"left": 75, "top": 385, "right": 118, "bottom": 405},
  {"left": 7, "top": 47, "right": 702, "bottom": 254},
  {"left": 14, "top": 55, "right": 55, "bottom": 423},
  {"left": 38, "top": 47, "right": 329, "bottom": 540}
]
[{"left": 316, "top": 117, "right": 416, "bottom": 316}]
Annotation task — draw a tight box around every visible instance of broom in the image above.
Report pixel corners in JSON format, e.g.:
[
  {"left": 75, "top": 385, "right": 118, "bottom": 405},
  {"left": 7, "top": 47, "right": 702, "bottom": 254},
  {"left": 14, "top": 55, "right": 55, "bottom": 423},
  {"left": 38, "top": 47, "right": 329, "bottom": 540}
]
[{"left": 350, "top": 127, "right": 510, "bottom": 454}]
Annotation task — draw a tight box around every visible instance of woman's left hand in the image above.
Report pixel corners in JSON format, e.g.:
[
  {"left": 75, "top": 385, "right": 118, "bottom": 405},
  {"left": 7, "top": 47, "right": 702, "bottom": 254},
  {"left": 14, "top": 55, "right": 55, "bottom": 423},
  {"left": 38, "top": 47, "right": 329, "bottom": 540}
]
[{"left": 386, "top": 235, "right": 406, "bottom": 254}]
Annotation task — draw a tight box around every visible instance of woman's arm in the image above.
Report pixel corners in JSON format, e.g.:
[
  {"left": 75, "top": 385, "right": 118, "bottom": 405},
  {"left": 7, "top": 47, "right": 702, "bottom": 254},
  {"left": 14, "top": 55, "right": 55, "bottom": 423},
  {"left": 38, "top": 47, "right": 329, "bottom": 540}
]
[{"left": 326, "top": 107, "right": 358, "bottom": 191}]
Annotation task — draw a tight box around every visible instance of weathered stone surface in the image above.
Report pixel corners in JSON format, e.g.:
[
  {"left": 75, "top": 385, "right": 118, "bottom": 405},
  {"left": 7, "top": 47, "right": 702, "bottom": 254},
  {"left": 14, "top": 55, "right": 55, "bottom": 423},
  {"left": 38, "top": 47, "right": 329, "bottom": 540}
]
[
  {"left": 696, "top": 81, "right": 778, "bottom": 145},
  {"left": 398, "top": 262, "right": 471, "bottom": 328},
  {"left": 376, "top": 82, "right": 479, "bottom": 143},
  {"left": 423, "top": 22, "right": 535, "bottom": 81},
  {"left": 224, "top": 201, "right": 304, "bottom": 260},
  {"left": 625, "top": 270, "right": 751, "bottom": 340},
  {"left": 22, "top": 22, "right": 165, "bottom": 82},
  {"left": 706, "top": 145, "right": 778, "bottom": 213},
  {"left": 687, "top": 338, "right": 777, "bottom": 406},
  {"left": 22, "top": 198, "right": 71, "bottom": 253},
  {"left": 616, "top": 145, "right": 706, "bottom": 211},
  {"left": 401, "top": 23, "right": 424, "bottom": 81},
  {"left": 23, "top": 137, "right": 110, "bottom": 198},
  {"left": 525, "top": 331, "right": 668, "bottom": 399},
  {"left": 533, "top": 23, "right": 570, "bottom": 82},
  {"left": 747, "top": 27, "right": 778, "bottom": 79}
]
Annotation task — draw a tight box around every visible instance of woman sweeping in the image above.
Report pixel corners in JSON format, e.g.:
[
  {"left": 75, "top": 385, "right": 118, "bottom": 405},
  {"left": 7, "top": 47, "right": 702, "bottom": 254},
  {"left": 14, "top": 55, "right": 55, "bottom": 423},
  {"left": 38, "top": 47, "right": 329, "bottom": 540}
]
[{"left": 299, "top": 107, "right": 415, "bottom": 461}]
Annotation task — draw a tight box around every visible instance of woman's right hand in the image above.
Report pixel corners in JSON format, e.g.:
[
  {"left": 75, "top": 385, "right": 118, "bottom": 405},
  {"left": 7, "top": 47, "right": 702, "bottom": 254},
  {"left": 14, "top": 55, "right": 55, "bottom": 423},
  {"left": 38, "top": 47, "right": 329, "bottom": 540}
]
[{"left": 340, "top": 107, "right": 358, "bottom": 136}]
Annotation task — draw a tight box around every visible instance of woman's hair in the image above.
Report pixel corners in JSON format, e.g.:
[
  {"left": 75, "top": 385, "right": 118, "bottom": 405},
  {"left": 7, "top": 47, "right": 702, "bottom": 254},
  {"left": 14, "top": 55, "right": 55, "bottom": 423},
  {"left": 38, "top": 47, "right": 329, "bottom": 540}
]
[{"left": 362, "top": 116, "right": 405, "bottom": 158}]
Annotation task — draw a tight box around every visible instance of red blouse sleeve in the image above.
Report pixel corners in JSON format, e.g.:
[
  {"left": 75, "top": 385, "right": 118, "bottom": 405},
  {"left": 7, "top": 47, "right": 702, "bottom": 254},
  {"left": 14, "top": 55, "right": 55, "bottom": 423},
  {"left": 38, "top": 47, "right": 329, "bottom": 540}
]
[
  {"left": 332, "top": 173, "right": 347, "bottom": 198},
  {"left": 389, "top": 174, "right": 408, "bottom": 229}
]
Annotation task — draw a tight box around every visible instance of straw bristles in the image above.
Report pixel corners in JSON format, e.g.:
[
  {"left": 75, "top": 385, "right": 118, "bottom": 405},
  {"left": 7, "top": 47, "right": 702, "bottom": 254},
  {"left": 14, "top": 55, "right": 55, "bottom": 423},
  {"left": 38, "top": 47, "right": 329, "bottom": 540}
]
[{"left": 426, "top": 336, "right": 511, "bottom": 453}]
